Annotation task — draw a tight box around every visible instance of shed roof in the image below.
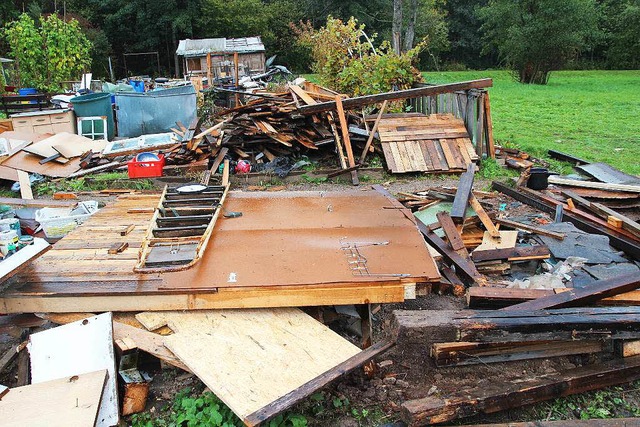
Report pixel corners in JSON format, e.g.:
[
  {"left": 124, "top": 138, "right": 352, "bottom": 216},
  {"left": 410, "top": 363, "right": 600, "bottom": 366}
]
[{"left": 176, "top": 37, "right": 265, "bottom": 57}]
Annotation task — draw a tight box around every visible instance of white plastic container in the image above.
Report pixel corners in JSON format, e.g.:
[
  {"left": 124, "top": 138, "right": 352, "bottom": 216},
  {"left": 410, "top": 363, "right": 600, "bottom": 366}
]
[
  {"left": 0, "top": 230, "right": 19, "bottom": 256},
  {"left": 35, "top": 201, "right": 99, "bottom": 239}
]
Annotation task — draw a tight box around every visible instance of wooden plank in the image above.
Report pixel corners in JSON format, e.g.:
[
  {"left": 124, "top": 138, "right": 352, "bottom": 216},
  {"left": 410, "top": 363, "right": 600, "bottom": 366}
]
[
  {"left": 439, "top": 139, "right": 457, "bottom": 169},
  {"left": 468, "top": 194, "right": 500, "bottom": 238},
  {"left": 448, "top": 139, "right": 466, "bottom": 169},
  {"left": 136, "top": 309, "right": 361, "bottom": 425},
  {"left": 484, "top": 91, "right": 495, "bottom": 158},
  {"left": 415, "top": 215, "right": 486, "bottom": 286},
  {"left": 471, "top": 244, "right": 550, "bottom": 262},
  {"left": 436, "top": 211, "right": 465, "bottom": 251},
  {"left": 456, "top": 138, "right": 472, "bottom": 165},
  {"left": 0, "top": 237, "right": 49, "bottom": 283},
  {"left": 418, "top": 141, "right": 434, "bottom": 171},
  {"left": 334, "top": 95, "right": 359, "bottom": 185},
  {"left": 289, "top": 85, "right": 317, "bottom": 105},
  {"left": 467, "top": 419, "right": 640, "bottom": 427},
  {"left": 424, "top": 140, "right": 446, "bottom": 171},
  {"left": 359, "top": 100, "right": 388, "bottom": 164},
  {"left": 0, "top": 342, "right": 27, "bottom": 374},
  {"left": 496, "top": 218, "right": 566, "bottom": 240},
  {"left": 502, "top": 272, "right": 640, "bottom": 311},
  {"left": 28, "top": 313, "right": 118, "bottom": 427},
  {"left": 402, "top": 355, "right": 640, "bottom": 426},
  {"left": 0, "top": 369, "right": 107, "bottom": 427},
  {"left": 411, "top": 142, "right": 429, "bottom": 171},
  {"left": 298, "top": 79, "right": 493, "bottom": 115},
  {"left": 548, "top": 176, "right": 640, "bottom": 193},
  {"left": 432, "top": 339, "right": 605, "bottom": 367},
  {"left": 16, "top": 170, "right": 33, "bottom": 200},
  {"left": 388, "top": 142, "right": 406, "bottom": 173},
  {"left": 381, "top": 143, "right": 398, "bottom": 172},
  {"left": 450, "top": 163, "right": 475, "bottom": 224}
]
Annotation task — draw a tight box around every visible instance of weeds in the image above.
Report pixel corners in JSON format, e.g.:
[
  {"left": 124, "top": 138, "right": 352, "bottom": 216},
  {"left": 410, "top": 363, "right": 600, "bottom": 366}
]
[
  {"left": 35, "top": 172, "right": 155, "bottom": 196},
  {"left": 131, "top": 387, "right": 307, "bottom": 427}
]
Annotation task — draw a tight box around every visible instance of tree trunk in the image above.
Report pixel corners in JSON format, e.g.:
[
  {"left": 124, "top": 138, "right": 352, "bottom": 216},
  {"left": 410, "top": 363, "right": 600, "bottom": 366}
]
[
  {"left": 172, "top": 28, "right": 180, "bottom": 78},
  {"left": 403, "top": 0, "right": 418, "bottom": 52},
  {"left": 392, "top": 0, "right": 403, "bottom": 55}
]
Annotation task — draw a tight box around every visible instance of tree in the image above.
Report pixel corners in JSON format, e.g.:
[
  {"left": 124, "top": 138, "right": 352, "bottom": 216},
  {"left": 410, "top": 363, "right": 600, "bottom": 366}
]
[
  {"left": 4, "top": 13, "right": 92, "bottom": 91},
  {"left": 606, "top": 0, "right": 640, "bottom": 68},
  {"left": 479, "top": 0, "right": 598, "bottom": 84}
]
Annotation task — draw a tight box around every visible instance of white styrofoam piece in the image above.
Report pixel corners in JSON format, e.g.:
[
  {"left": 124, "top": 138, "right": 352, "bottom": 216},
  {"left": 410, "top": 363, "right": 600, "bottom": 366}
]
[{"left": 28, "top": 312, "right": 118, "bottom": 427}]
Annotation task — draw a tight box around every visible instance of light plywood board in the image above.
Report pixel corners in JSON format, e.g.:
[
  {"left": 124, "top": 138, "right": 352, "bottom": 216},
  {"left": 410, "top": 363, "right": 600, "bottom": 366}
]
[
  {"left": 0, "top": 237, "right": 49, "bottom": 283},
  {"left": 473, "top": 230, "right": 519, "bottom": 252},
  {"left": 136, "top": 309, "right": 361, "bottom": 425},
  {"left": 28, "top": 313, "right": 118, "bottom": 427},
  {"left": 0, "top": 370, "right": 106, "bottom": 427}
]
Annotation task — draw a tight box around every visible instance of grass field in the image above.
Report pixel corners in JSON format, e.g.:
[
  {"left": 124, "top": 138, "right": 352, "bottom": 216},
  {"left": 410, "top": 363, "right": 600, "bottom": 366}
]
[{"left": 424, "top": 70, "right": 640, "bottom": 175}]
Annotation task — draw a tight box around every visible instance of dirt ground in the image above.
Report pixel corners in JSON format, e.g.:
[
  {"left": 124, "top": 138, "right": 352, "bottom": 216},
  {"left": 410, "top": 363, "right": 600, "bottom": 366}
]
[{"left": 1, "top": 174, "right": 639, "bottom": 426}]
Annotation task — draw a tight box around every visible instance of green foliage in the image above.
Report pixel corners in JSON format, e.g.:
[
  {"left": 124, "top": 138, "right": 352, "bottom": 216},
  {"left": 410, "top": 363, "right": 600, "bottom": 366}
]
[
  {"left": 294, "top": 16, "right": 424, "bottom": 97},
  {"left": 130, "top": 387, "right": 306, "bottom": 427},
  {"left": 35, "top": 172, "right": 154, "bottom": 196},
  {"left": 606, "top": 0, "right": 640, "bottom": 69},
  {"left": 479, "top": 0, "right": 598, "bottom": 84},
  {"left": 426, "top": 70, "right": 640, "bottom": 175},
  {"left": 3, "top": 13, "right": 92, "bottom": 91},
  {"left": 478, "top": 158, "right": 517, "bottom": 179}
]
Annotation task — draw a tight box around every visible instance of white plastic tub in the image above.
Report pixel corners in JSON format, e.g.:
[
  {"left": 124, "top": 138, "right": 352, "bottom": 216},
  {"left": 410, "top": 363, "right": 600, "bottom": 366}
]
[{"left": 35, "top": 201, "right": 99, "bottom": 239}]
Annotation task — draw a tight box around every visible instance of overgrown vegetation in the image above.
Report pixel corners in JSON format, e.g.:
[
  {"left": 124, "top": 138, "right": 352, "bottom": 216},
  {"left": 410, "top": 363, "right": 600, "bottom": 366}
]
[
  {"left": 293, "top": 16, "right": 424, "bottom": 97},
  {"left": 3, "top": 13, "right": 91, "bottom": 91}
]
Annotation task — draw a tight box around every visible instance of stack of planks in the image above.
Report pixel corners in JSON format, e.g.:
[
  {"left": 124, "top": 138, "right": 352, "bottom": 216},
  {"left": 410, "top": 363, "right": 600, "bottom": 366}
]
[{"left": 379, "top": 113, "right": 478, "bottom": 174}]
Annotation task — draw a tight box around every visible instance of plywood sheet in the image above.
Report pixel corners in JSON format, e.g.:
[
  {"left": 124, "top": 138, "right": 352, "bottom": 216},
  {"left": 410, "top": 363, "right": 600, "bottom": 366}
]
[
  {"left": 0, "top": 370, "right": 106, "bottom": 427},
  {"left": 473, "top": 230, "right": 519, "bottom": 252},
  {"left": 1, "top": 150, "right": 81, "bottom": 178},
  {"left": 161, "top": 191, "right": 439, "bottom": 290},
  {"left": 136, "top": 309, "right": 361, "bottom": 424},
  {"left": 28, "top": 313, "right": 118, "bottom": 427}
]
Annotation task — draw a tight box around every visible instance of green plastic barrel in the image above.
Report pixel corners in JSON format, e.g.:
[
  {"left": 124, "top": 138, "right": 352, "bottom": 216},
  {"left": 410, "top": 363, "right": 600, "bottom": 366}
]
[{"left": 70, "top": 92, "right": 115, "bottom": 140}]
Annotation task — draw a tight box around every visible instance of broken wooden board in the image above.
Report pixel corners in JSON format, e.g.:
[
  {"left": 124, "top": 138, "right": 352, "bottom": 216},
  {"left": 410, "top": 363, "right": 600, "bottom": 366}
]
[
  {"left": 1, "top": 150, "right": 81, "bottom": 178},
  {"left": 136, "top": 309, "right": 362, "bottom": 426},
  {"left": 379, "top": 114, "right": 478, "bottom": 174},
  {"left": 0, "top": 237, "right": 49, "bottom": 283},
  {"left": 401, "top": 355, "right": 640, "bottom": 426},
  {"left": 28, "top": 313, "right": 118, "bottom": 427},
  {"left": 0, "top": 370, "right": 107, "bottom": 427},
  {"left": 0, "top": 191, "right": 437, "bottom": 313},
  {"left": 472, "top": 230, "right": 519, "bottom": 252}
]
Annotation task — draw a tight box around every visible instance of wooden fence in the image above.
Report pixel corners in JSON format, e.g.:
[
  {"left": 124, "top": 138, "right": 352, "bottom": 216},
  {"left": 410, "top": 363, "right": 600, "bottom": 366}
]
[{"left": 407, "top": 85, "right": 495, "bottom": 159}]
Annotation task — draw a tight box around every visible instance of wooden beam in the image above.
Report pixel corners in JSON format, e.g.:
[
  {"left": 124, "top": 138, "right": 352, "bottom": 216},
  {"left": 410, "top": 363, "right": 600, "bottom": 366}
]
[
  {"left": 467, "top": 287, "right": 640, "bottom": 309},
  {"left": 402, "top": 355, "right": 640, "bottom": 426},
  {"left": 359, "top": 100, "right": 388, "bottom": 164},
  {"left": 334, "top": 95, "right": 359, "bottom": 185},
  {"left": 450, "top": 163, "right": 475, "bottom": 224},
  {"left": 495, "top": 217, "right": 565, "bottom": 240},
  {"left": 415, "top": 216, "right": 486, "bottom": 286},
  {"left": 471, "top": 245, "right": 550, "bottom": 262},
  {"left": 201, "top": 147, "right": 229, "bottom": 186},
  {"left": 483, "top": 92, "right": 495, "bottom": 158},
  {"left": 436, "top": 212, "right": 466, "bottom": 251},
  {"left": 432, "top": 339, "right": 606, "bottom": 367},
  {"left": 17, "top": 170, "right": 33, "bottom": 200},
  {"left": 244, "top": 338, "right": 394, "bottom": 426},
  {"left": 501, "top": 272, "right": 640, "bottom": 311},
  {"left": 469, "top": 194, "right": 500, "bottom": 238},
  {"left": 298, "top": 79, "right": 493, "bottom": 115},
  {"left": 548, "top": 176, "right": 640, "bottom": 193}
]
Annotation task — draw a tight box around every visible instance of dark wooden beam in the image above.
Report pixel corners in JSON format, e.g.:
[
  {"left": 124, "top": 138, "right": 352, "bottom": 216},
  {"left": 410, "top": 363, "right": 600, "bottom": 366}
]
[
  {"left": 297, "top": 79, "right": 493, "bottom": 115},
  {"left": 501, "top": 272, "right": 640, "bottom": 311},
  {"left": 450, "top": 163, "right": 475, "bottom": 224},
  {"left": 471, "top": 245, "right": 550, "bottom": 262},
  {"left": 402, "top": 355, "right": 640, "bottom": 426}
]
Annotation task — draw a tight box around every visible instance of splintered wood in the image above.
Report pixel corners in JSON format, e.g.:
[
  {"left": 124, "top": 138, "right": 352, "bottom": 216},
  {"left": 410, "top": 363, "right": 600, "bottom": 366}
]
[
  {"left": 379, "top": 114, "right": 478, "bottom": 174},
  {"left": 136, "top": 309, "right": 361, "bottom": 426}
]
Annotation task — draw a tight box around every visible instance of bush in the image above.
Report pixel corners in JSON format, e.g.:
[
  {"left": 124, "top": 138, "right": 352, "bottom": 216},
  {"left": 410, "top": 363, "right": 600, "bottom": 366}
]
[{"left": 293, "top": 16, "right": 424, "bottom": 97}]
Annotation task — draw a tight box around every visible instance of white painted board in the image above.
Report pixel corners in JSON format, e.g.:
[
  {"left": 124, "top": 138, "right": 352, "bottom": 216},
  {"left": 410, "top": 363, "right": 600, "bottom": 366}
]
[{"left": 28, "top": 313, "right": 118, "bottom": 426}]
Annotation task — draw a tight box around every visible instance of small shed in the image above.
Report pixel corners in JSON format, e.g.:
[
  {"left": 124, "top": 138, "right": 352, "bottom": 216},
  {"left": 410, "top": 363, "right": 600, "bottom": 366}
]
[{"left": 176, "top": 37, "right": 266, "bottom": 80}]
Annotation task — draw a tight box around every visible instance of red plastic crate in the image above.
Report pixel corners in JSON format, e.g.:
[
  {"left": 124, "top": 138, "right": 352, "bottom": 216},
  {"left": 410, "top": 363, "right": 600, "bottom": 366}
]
[{"left": 127, "top": 154, "right": 165, "bottom": 178}]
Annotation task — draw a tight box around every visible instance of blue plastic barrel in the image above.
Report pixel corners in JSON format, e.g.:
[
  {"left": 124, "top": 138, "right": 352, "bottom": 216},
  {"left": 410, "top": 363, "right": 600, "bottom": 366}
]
[{"left": 130, "top": 81, "right": 145, "bottom": 93}]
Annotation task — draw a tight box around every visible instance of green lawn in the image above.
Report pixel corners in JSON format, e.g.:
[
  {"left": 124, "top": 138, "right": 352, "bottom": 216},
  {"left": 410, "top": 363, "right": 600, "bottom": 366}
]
[{"left": 424, "top": 70, "right": 640, "bottom": 175}]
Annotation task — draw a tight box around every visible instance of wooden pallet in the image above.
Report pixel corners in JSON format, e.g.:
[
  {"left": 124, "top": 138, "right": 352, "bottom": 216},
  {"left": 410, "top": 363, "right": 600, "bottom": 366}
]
[{"left": 379, "top": 114, "right": 478, "bottom": 173}]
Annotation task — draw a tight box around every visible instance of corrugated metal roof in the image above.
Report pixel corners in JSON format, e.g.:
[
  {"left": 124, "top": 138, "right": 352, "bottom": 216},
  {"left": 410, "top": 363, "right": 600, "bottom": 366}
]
[{"left": 176, "top": 37, "right": 265, "bottom": 57}]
